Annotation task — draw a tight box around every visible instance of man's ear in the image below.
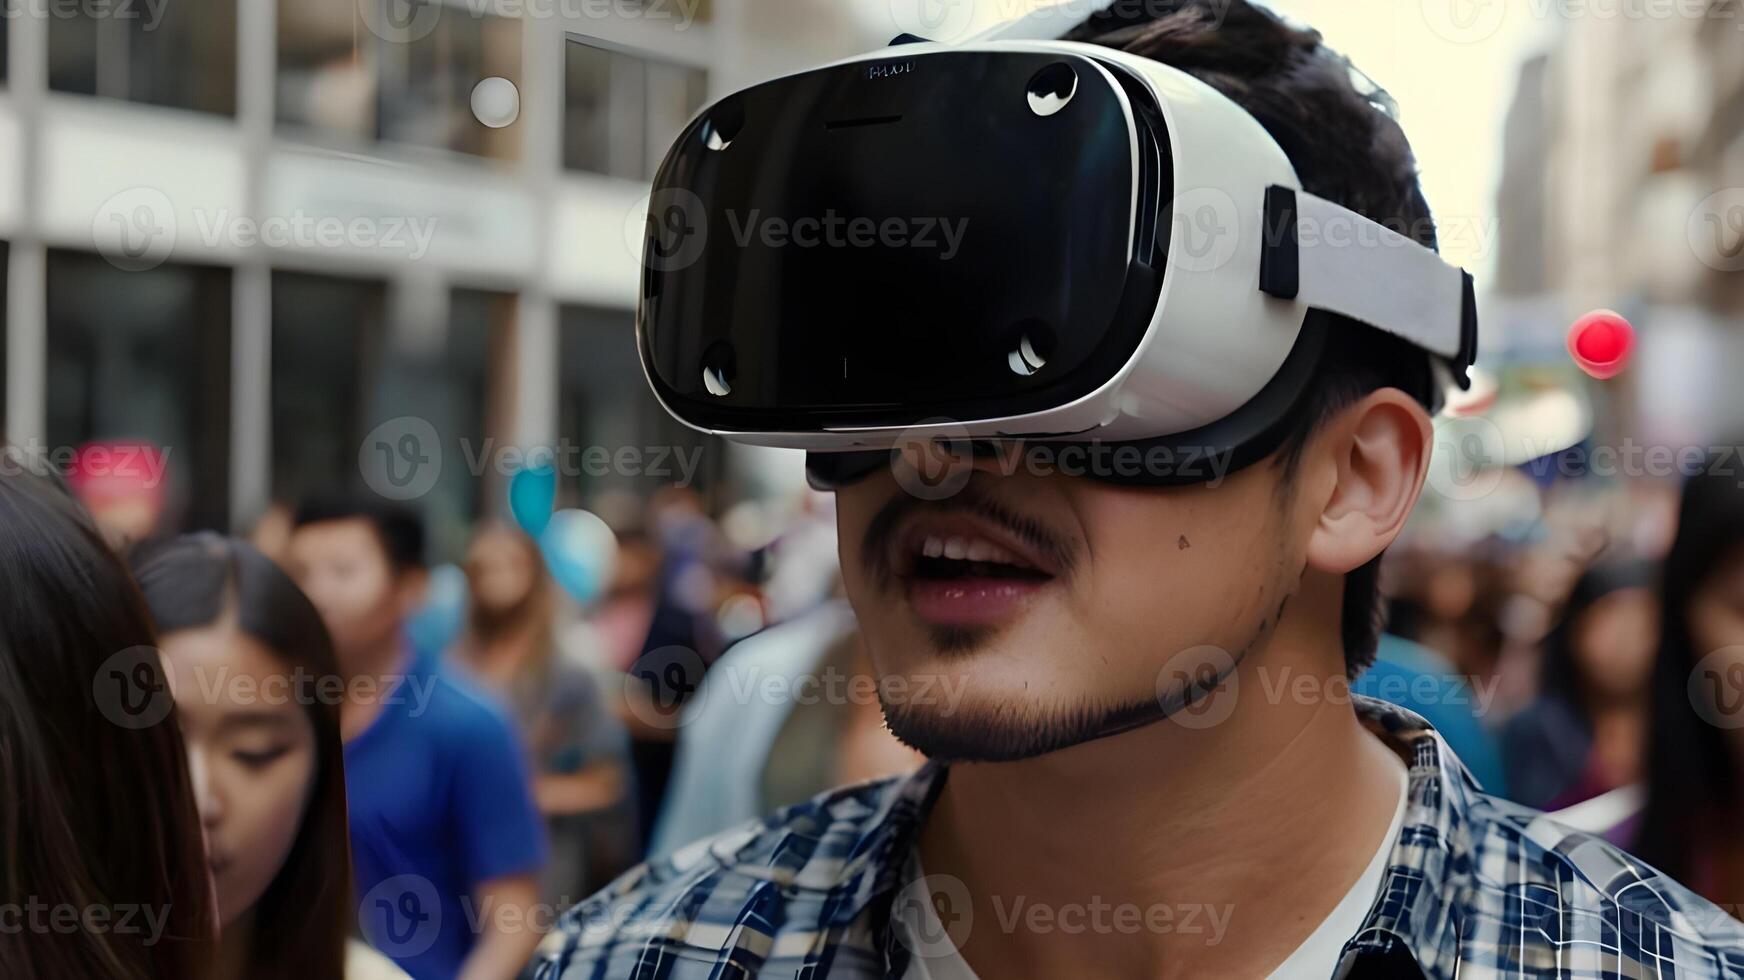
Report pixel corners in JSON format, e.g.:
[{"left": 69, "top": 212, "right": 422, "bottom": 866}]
[{"left": 1304, "top": 389, "right": 1433, "bottom": 575}]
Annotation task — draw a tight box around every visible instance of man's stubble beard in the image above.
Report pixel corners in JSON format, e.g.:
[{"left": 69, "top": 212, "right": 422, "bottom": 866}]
[{"left": 875, "top": 584, "right": 1297, "bottom": 764}]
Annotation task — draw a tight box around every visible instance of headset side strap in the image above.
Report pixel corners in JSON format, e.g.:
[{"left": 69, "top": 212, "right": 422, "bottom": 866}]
[{"left": 1259, "top": 186, "right": 1473, "bottom": 381}]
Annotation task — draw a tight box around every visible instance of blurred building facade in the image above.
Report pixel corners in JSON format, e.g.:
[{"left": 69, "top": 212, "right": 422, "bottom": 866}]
[
  {"left": 0, "top": 0, "right": 882, "bottom": 558},
  {"left": 1523, "top": 3, "right": 1744, "bottom": 448}
]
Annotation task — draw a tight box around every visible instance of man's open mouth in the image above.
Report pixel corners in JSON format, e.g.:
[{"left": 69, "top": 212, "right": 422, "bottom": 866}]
[
  {"left": 890, "top": 512, "right": 1062, "bottom": 628},
  {"left": 907, "top": 532, "right": 1055, "bottom": 582}
]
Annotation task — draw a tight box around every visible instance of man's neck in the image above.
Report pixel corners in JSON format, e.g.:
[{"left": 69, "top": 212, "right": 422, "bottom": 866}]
[
  {"left": 915, "top": 619, "right": 1406, "bottom": 978},
  {"left": 340, "top": 638, "right": 409, "bottom": 743}
]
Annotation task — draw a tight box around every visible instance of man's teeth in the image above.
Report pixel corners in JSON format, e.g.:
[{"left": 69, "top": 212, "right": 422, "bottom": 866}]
[{"left": 920, "top": 534, "right": 1023, "bottom": 566}]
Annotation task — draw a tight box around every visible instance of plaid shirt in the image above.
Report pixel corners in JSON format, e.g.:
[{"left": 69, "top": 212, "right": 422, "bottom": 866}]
[{"left": 534, "top": 697, "right": 1744, "bottom": 979}]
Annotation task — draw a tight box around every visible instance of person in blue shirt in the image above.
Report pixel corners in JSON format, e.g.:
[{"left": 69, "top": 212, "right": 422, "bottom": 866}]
[
  {"left": 1358, "top": 633, "right": 1508, "bottom": 796},
  {"left": 288, "top": 495, "right": 546, "bottom": 980}
]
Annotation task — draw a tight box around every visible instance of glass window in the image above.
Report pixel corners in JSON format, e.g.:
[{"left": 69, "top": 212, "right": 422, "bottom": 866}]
[
  {"left": 563, "top": 38, "right": 707, "bottom": 178},
  {"left": 272, "top": 274, "right": 513, "bottom": 563},
  {"left": 389, "top": 287, "right": 514, "bottom": 561},
  {"left": 45, "top": 250, "right": 233, "bottom": 532},
  {"left": 47, "top": 0, "right": 237, "bottom": 115},
  {"left": 279, "top": 0, "right": 521, "bottom": 161},
  {"left": 558, "top": 304, "right": 719, "bottom": 503},
  {"left": 270, "top": 270, "right": 385, "bottom": 509}
]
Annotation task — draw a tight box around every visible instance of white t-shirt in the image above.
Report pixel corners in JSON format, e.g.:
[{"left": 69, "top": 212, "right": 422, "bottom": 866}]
[{"left": 895, "top": 752, "right": 1411, "bottom": 980}]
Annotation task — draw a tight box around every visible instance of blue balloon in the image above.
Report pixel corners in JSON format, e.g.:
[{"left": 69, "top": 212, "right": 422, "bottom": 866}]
[
  {"left": 541, "top": 509, "right": 618, "bottom": 605},
  {"left": 509, "top": 462, "right": 557, "bottom": 537},
  {"left": 404, "top": 563, "right": 468, "bottom": 658}
]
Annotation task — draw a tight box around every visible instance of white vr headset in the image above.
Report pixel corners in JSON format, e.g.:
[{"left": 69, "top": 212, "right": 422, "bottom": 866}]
[{"left": 634, "top": 2, "right": 1477, "bottom": 486}]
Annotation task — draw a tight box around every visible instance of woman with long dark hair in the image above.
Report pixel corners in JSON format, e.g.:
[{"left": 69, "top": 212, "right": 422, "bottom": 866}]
[
  {"left": 1636, "top": 462, "right": 1744, "bottom": 908},
  {"left": 131, "top": 533, "right": 405, "bottom": 979},
  {"left": 1503, "top": 560, "right": 1659, "bottom": 810},
  {"left": 0, "top": 465, "right": 214, "bottom": 979},
  {"left": 453, "top": 523, "right": 639, "bottom": 899}
]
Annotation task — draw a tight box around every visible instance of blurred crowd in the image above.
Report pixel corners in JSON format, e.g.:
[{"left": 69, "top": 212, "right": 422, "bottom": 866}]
[{"left": 6, "top": 430, "right": 1744, "bottom": 979}]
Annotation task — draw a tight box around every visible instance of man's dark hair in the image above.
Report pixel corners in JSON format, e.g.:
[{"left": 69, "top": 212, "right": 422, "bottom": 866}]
[
  {"left": 292, "top": 493, "right": 427, "bottom": 573},
  {"left": 1069, "top": 0, "right": 1439, "bottom": 676}
]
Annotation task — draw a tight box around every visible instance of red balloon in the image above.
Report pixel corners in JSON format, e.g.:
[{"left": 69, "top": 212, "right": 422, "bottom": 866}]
[{"left": 1567, "top": 310, "right": 1634, "bottom": 380}]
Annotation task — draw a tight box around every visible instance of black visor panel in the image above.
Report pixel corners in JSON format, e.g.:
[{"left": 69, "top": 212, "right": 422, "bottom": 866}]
[{"left": 639, "top": 50, "right": 1167, "bottom": 433}]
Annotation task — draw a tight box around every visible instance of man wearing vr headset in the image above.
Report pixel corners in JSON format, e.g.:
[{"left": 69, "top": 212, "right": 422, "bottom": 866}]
[{"left": 536, "top": 2, "right": 1744, "bottom": 978}]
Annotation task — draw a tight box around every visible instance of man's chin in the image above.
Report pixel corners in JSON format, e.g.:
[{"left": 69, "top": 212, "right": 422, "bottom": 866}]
[
  {"left": 915, "top": 622, "right": 1002, "bottom": 656},
  {"left": 879, "top": 694, "right": 1169, "bottom": 764}
]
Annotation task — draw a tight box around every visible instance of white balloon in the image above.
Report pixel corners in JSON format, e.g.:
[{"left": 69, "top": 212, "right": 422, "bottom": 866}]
[{"left": 470, "top": 77, "right": 521, "bottom": 129}]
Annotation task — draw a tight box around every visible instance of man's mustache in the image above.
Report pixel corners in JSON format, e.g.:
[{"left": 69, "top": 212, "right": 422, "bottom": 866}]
[{"left": 860, "top": 478, "right": 1077, "bottom": 586}]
